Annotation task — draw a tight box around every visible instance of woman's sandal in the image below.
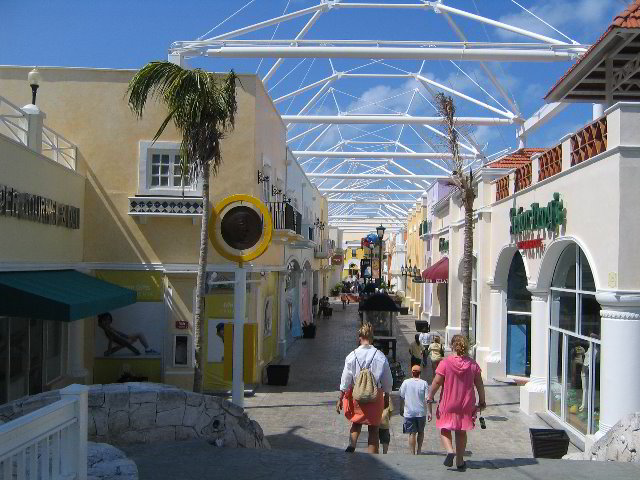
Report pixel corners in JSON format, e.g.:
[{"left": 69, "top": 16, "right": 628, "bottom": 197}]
[
  {"left": 443, "top": 453, "right": 455, "bottom": 467},
  {"left": 345, "top": 446, "right": 355, "bottom": 453},
  {"left": 456, "top": 462, "right": 467, "bottom": 471}
]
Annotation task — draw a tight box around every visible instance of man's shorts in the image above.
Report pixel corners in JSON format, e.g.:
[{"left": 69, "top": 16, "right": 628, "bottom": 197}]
[
  {"left": 379, "top": 427, "right": 391, "bottom": 444},
  {"left": 403, "top": 416, "right": 426, "bottom": 434}
]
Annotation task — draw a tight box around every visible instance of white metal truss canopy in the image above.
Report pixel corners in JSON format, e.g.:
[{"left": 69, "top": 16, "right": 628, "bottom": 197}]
[
  {"left": 293, "top": 151, "right": 475, "bottom": 159},
  {"left": 282, "top": 115, "right": 515, "bottom": 125},
  {"left": 172, "top": 0, "right": 590, "bottom": 229}
]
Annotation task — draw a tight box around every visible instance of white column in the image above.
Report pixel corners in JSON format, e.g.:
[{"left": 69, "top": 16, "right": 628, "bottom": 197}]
[
  {"left": 485, "top": 283, "right": 505, "bottom": 380},
  {"left": 520, "top": 290, "right": 548, "bottom": 415},
  {"left": 69, "top": 319, "right": 88, "bottom": 380},
  {"left": 592, "top": 103, "right": 605, "bottom": 120},
  {"left": 232, "top": 266, "right": 246, "bottom": 408},
  {"left": 596, "top": 291, "right": 640, "bottom": 434},
  {"left": 20, "top": 104, "right": 45, "bottom": 154}
]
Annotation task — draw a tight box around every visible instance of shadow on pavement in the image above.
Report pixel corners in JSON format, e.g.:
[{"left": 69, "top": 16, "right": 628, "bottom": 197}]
[{"left": 466, "top": 458, "right": 539, "bottom": 470}]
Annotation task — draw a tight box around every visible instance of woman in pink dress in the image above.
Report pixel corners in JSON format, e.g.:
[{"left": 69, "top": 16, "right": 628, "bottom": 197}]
[{"left": 427, "top": 335, "right": 486, "bottom": 471}]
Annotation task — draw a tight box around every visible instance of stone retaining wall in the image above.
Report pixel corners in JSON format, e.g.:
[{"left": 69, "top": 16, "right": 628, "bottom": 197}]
[{"left": 0, "top": 383, "right": 269, "bottom": 449}]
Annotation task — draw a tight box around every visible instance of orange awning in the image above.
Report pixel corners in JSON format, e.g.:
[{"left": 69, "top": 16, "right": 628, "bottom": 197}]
[{"left": 422, "top": 257, "right": 448, "bottom": 283}]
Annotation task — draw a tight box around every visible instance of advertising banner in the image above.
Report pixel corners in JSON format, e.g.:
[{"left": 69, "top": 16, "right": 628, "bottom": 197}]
[
  {"left": 93, "top": 271, "right": 164, "bottom": 361},
  {"left": 361, "top": 259, "right": 372, "bottom": 278}
]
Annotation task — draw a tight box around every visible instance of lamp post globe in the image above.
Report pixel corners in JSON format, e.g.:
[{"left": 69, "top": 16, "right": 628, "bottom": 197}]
[{"left": 28, "top": 67, "right": 42, "bottom": 105}]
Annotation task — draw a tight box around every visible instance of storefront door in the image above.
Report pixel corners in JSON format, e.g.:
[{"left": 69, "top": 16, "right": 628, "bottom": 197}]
[{"left": 506, "top": 252, "right": 531, "bottom": 377}]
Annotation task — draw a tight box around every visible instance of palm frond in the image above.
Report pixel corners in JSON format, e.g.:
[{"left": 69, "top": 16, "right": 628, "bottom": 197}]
[{"left": 127, "top": 61, "right": 238, "bottom": 178}]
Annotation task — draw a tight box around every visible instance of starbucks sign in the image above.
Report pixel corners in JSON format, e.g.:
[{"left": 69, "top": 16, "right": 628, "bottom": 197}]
[{"left": 510, "top": 192, "right": 564, "bottom": 235}]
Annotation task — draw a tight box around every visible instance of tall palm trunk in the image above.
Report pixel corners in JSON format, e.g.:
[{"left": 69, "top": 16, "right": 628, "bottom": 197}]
[
  {"left": 193, "top": 160, "right": 211, "bottom": 393},
  {"left": 460, "top": 189, "right": 474, "bottom": 340}
]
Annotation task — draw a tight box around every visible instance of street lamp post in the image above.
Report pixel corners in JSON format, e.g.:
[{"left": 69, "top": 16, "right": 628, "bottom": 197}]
[{"left": 376, "top": 225, "right": 386, "bottom": 288}]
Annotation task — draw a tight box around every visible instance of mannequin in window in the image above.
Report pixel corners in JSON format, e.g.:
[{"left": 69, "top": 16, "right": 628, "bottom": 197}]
[
  {"left": 570, "top": 344, "right": 586, "bottom": 388},
  {"left": 579, "top": 334, "right": 599, "bottom": 412}
]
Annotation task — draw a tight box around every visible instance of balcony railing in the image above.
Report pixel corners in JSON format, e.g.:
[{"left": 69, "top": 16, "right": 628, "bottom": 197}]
[
  {"left": 269, "top": 202, "right": 301, "bottom": 235},
  {"left": 571, "top": 116, "right": 607, "bottom": 166},
  {"left": 0, "top": 95, "right": 77, "bottom": 171},
  {"left": 314, "top": 238, "right": 332, "bottom": 258}
]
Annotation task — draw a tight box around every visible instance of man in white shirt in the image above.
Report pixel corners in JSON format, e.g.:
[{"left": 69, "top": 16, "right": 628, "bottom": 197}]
[{"left": 399, "top": 364, "right": 430, "bottom": 455}]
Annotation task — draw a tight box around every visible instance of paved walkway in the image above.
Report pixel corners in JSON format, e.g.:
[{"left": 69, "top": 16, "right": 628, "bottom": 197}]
[
  {"left": 124, "top": 302, "right": 640, "bottom": 478},
  {"left": 126, "top": 442, "right": 640, "bottom": 480},
  {"left": 243, "top": 302, "right": 571, "bottom": 456}
]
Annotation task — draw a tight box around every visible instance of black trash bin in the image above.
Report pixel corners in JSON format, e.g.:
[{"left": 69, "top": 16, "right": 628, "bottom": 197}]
[
  {"left": 529, "top": 428, "right": 570, "bottom": 458},
  {"left": 266, "top": 365, "right": 290, "bottom": 386}
]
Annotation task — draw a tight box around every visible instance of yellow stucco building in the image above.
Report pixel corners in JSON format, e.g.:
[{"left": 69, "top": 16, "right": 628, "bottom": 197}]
[{"left": 0, "top": 66, "right": 331, "bottom": 401}]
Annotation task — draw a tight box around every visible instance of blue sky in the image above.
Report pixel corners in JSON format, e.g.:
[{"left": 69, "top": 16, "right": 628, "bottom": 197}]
[{"left": 0, "top": 0, "right": 629, "bottom": 170}]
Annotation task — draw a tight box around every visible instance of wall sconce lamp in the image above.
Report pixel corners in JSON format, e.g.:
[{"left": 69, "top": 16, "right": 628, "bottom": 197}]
[
  {"left": 257, "top": 170, "right": 270, "bottom": 184},
  {"left": 271, "top": 185, "right": 283, "bottom": 196}
]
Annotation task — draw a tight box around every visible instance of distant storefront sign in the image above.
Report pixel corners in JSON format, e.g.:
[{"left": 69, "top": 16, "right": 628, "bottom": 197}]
[
  {"left": 0, "top": 184, "right": 80, "bottom": 229},
  {"left": 331, "top": 254, "right": 343, "bottom": 266},
  {"left": 510, "top": 192, "right": 565, "bottom": 235}
]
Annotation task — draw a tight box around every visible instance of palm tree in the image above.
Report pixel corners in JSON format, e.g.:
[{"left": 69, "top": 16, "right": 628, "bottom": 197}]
[
  {"left": 127, "top": 61, "right": 238, "bottom": 392},
  {"left": 434, "top": 93, "right": 475, "bottom": 340}
]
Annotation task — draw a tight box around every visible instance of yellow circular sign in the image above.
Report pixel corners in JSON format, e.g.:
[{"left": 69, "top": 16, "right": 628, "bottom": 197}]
[{"left": 208, "top": 194, "right": 272, "bottom": 263}]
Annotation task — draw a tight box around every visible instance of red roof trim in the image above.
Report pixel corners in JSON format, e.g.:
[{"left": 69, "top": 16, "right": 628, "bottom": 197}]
[
  {"left": 545, "top": 1, "right": 640, "bottom": 99},
  {"left": 485, "top": 148, "right": 545, "bottom": 169}
]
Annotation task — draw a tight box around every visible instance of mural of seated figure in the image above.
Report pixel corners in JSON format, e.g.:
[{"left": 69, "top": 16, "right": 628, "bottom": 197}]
[{"left": 98, "top": 312, "right": 159, "bottom": 357}]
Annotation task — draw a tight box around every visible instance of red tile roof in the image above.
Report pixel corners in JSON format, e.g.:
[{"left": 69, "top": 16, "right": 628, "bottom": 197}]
[
  {"left": 486, "top": 148, "right": 546, "bottom": 169},
  {"left": 545, "top": 1, "right": 640, "bottom": 99}
]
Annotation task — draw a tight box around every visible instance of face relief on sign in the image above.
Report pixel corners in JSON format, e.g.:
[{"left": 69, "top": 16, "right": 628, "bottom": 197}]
[{"left": 510, "top": 192, "right": 565, "bottom": 235}]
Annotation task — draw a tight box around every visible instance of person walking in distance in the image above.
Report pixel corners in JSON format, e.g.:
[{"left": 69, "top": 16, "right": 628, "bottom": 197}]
[
  {"left": 428, "top": 335, "right": 445, "bottom": 377},
  {"left": 312, "top": 294, "right": 319, "bottom": 318},
  {"left": 379, "top": 395, "right": 393, "bottom": 454},
  {"left": 427, "top": 335, "right": 486, "bottom": 471},
  {"left": 409, "top": 334, "right": 424, "bottom": 367},
  {"left": 399, "top": 364, "right": 429, "bottom": 455},
  {"left": 337, "top": 323, "right": 393, "bottom": 454}
]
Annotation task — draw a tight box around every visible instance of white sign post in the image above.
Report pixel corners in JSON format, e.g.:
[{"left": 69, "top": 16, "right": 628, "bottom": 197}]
[{"left": 232, "top": 265, "right": 246, "bottom": 407}]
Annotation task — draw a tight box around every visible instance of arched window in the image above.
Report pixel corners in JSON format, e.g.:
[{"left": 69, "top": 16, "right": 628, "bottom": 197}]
[
  {"left": 506, "top": 252, "right": 531, "bottom": 376},
  {"left": 548, "top": 244, "right": 600, "bottom": 435}
]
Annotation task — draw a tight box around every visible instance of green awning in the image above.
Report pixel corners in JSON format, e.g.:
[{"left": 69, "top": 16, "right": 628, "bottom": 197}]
[{"left": 0, "top": 270, "right": 137, "bottom": 322}]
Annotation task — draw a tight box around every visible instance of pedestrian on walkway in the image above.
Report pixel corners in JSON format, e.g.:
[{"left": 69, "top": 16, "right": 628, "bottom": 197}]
[
  {"left": 312, "top": 294, "right": 319, "bottom": 317},
  {"left": 337, "top": 322, "right": 393, "bottom": 454},
  {"left": 379, "top": 397, "right": 393, "bottom": 454},
  {"left": 409, "top": 334, "right": 423, "bottom": 367},
  {"left": 427, "top": 334, "right": 486, "bottom": 471},
  {"left": 419, "top": 331, "right": 435, "bottom": 374},
  {"left": 428, "top": 335, "right": 445, "bottom": 375},
  {"left": 399, "top": 364, "right": 429, "bottom": 455}
]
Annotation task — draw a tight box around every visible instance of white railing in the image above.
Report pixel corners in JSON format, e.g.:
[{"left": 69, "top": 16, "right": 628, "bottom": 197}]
[
  {"left": 0, "top": 384, "right": 88, "bottom": 480},
  {"left": 42, "top": 126, "right": 77, "bottom": 171},
  {"left": 0, "top": 94, "right": 77, "bottom": 171},
  {"left": 0, "top": 95, "right": 28, "bottom": 145}
]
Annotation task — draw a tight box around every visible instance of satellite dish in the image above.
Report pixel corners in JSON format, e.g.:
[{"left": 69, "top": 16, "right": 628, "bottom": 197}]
[{"left": 209, "top": 194, "right": 272, "bottom": 264}]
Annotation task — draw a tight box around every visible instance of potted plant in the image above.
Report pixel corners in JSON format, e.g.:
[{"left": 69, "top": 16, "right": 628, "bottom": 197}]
[{"left": 302, "top": 321, "right": 316, "bottom": 338}]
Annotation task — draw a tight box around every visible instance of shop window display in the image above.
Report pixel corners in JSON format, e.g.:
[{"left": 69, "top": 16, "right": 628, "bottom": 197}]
[{"left": 548, "top": 243, "right": 600, "bottom": 436}]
